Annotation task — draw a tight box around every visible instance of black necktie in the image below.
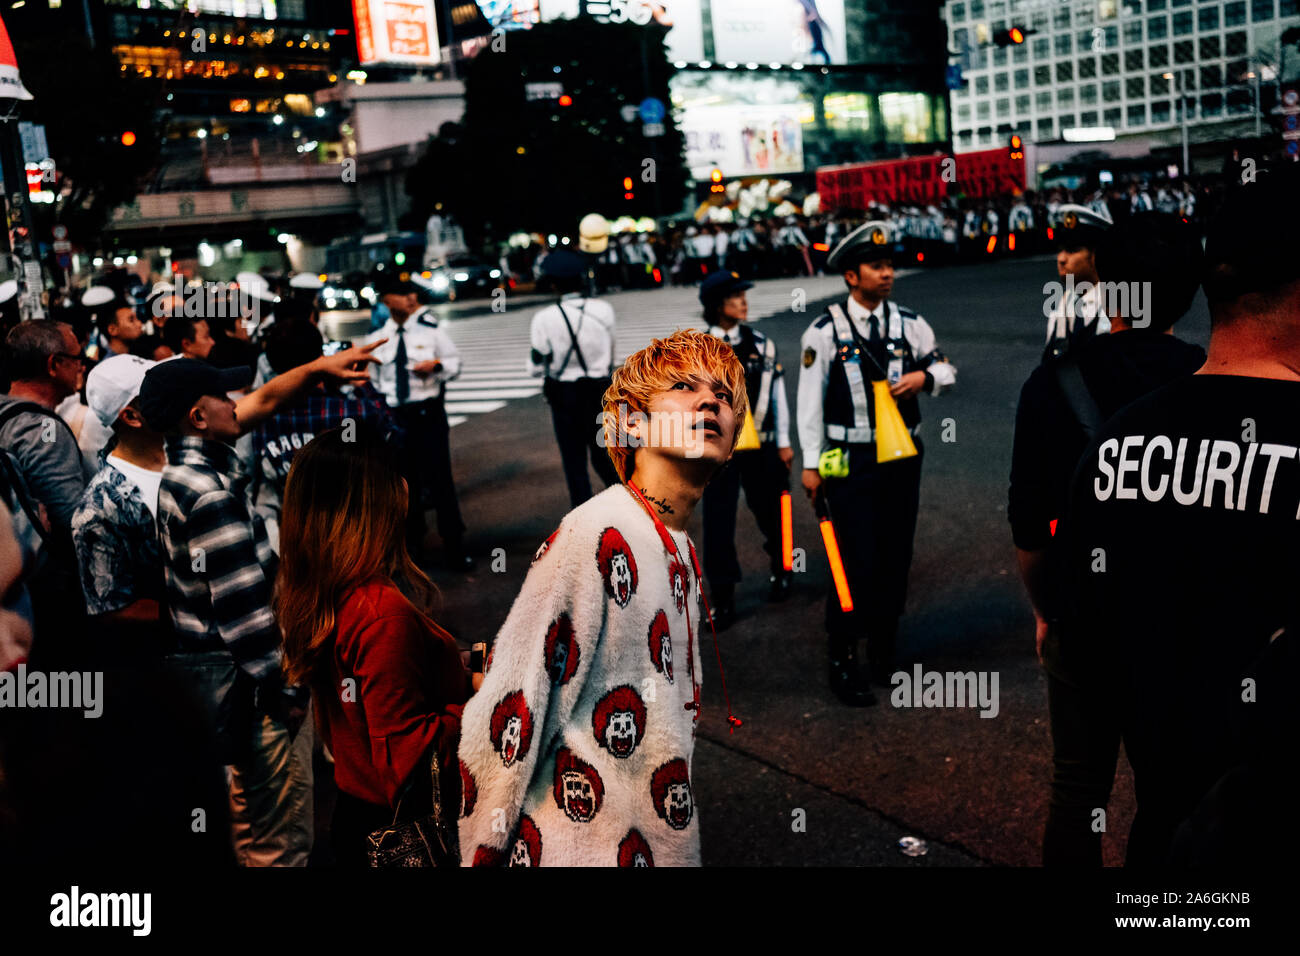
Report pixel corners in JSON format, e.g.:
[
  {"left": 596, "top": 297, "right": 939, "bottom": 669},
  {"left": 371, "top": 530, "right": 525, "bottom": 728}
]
[
  {"left": 868, "top": 312, "right": 882, "bottom": 345},
  {"left": 395, "top": 326, "right": 410, "bottom": 405}
]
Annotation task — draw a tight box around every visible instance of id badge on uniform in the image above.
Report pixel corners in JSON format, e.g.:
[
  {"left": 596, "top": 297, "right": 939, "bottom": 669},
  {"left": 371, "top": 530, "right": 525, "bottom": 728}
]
[{"left": 887, "top": 356, "right": 904, "bottom": 385}]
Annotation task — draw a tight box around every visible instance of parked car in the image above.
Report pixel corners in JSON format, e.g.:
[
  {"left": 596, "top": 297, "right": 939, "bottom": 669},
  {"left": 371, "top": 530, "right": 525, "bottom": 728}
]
[{"left": 416, "top": 255, "right": 504, "bottom": 301}]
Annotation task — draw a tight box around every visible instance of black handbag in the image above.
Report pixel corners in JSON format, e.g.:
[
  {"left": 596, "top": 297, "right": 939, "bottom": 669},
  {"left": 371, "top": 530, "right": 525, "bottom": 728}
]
[{"left": 366, "top": 744, "right": 459, "bottom": 867}]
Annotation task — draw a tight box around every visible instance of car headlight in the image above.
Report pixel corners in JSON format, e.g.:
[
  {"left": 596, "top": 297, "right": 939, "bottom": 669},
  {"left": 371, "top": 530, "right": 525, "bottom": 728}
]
[
  {"left": 432, "top": 275, "right": 450, "bottom": 291},
  {"left": 489, "top": 269, "right": 502, "bottom": 278},
  {"left": 453, "top": 272, "right": 470, "bottom": 282}
]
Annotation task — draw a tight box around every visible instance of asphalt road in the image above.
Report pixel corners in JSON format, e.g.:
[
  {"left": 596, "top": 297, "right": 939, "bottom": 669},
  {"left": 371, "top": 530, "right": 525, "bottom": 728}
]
[{"left": 325, "top": 258, "right": 1214, "bottom": 867}]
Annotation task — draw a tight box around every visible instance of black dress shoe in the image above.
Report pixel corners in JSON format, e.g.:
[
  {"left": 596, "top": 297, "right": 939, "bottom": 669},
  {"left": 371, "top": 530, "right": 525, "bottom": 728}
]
[
  {"left": 829, "top": 661, "right": 877, "bottom": 707},
  {"left": 711, "top": 602, "right": 736, "bottom": 632},
  {"left": 767, "top": 572, "right": 792, "bottom": 603}
]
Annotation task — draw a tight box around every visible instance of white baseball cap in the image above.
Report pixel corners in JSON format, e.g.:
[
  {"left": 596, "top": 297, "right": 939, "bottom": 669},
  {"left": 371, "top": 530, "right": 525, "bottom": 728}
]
[
  {"left": 288, "top": 272, "right": 324, "bottom": 290},
  {"left": 86, "top": 353, "right": 158, "bottom": 428}
]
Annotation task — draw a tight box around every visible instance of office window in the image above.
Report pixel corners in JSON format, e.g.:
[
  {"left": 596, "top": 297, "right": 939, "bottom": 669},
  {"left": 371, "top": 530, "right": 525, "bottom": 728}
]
[
  {"left": 1125, "top": 49, "right": 1144, "bottom": 70},
  {"left": 1016, "top": 94, "right": 1031, "bottom": 114},
  {"left": 1060, "top": 114, "right": 1078, "bottom": 130},
  {"left": 1224, "top": 1, "right": 1246, "bottom": 23},
  {"left": 1171, "top": 0, "right": 1190, "bottom": 6},
  {"left": 1015, "top": 68, "right": 1030, "bottom": 88},
  {"left": 1056, "top": 33, "right": 1073, "bottom": 55},
  {"left": 1077, "top": 5, "right": 1095, "bottom": 25},
  {"left": 1148, "top": 14, "right": 1168, "bottom": 37},
  {"left": 994, "top": 46, "right": 1008, "bottom": 66},
  {"left": 1174, "top": 40, "right": 1194, "bottom": 62},
  {"left": 1035, "top": 65, "right": 1051, "bottom": 85},
  {"left": 1079, "top": 57, "right": 1098, "bottom": 77},
  {"left": 1078, "top": 29, "right": 1098, "bottom": 52},
  {"left": 1032, "top": 11, "right": 1049, "bottom": 30},
  {"left": 1201, "top": 93, "right": 1222, "bottom": 115},
  {"left": 976, "top": 75, "right": 990, "bottom": 93},
  {"left": 1198, "top": 7, "right": 1219, "bottom": 28},
  {"left": 1173, "top": 10, "right": 1193, "bottom": 32},
  {"left": 1103, "top": 80, "right": 1122, "bottom": 101},
  {"left": 1104, "top": 25, "right": 1119, "bottom": 46},
  {"left": 978, "top": 129, "right": 993, "bottom": 145},
  {"left": 1102, "top": 53, "right": 1120, "bottom": 74},
  {"left": 996, "top": 97, "right": 1011, "bottom": 117},
  {"left": 1151, "top": 72, "right": 1170, "bottom": 94},
  {"left": 1148, "top": 0, "right": 1166, "bottom": 7},
  {"left": 1056, "top": 61, "right": 1074, "bottom": 81},
  {"left": 1037, "top": 117, "right": 1053, "bottom": 137},
  {"left": 978, "top": 101, "right": 991, "bottom": 119},
  {"left": 990, "top": 0, "right": 1006, "bottom": 15},
  {"left": 952, "top": 2, "right": 967, "bottom": 20},
  {"left": 1124, "top": 20, "right": 1143, "bottom": 42},
  {"left": 1036, "top": 90, "right": 1053, "bottom": 110},
  {"left": 1225, "top": 31, "right": 1247, "bottom": 55},
  {"left": 1126, "top": 76, "right": 1145, "bottom": 97},
  {"left": 1057, "top": 86, "right": 1076, "bottom": 106},
  {"left": 1226, "top": 58, "right": 1248, "bottom": 79},
  {"left": 1054, "top": 7, "right": 1071, "bottom": 27},
  {"left": 1199, "top": 36, "right": 1220, "bottom": 58},
  {"left": 1013, "top": 44, "right": 1029, "bottom": 63},
  {"left": 1282, "top": 0, "right": 1297, "bottom": 15},
  {"left": 1151, "top": 100, "right": 1171, "bottom": 122},
  {"left": 1226, "top": 88, "right": 1253, "bottom": 112},
  {"left": 957, "top": 129, "right": 974, "bottom": 148},
  {"left": 1033, "top": 37, "right": 1050, "bottom": 59},
  {"left": 1124, "top": 0, "right": 1143, "bottom": 13},
  {"left": 1251, "top": 0, "right": 1273, "bottom": 19},
  {"left": 954, "top": 26, "right": 970, "bottom": 51},
  {"left": 1080, "top": 83, "right": 1099, "bottom": 104},
  {"left": 995, "top": 71, "right": 1009, "bottom": 91},
  {"left": 1080, "top": 110, "right": 1099, "bottom": 126},
  {"left": 1127, "top": 104, "right": 1146, "bottom": 126},
  {"left": 957, "top": 104, "right": 972, "bottom": 122},
  {"left": 1200, "top": 64, "right": 1221, "bottom": 88},
  {"left": 1149, "top": 44, "right": 1169, "bottom": 66},
  {"left": 971, "top": 0, "right": 984, "bottom": 15},
  {"left": 1104, "top": 107, "right": 1122, "bottom": 126}
]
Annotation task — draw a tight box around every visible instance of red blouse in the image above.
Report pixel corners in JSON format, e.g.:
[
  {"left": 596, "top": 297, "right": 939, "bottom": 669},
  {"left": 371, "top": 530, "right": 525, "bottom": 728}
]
[{"left": 315, "top": 579, "right": 471, "bottom": 808}]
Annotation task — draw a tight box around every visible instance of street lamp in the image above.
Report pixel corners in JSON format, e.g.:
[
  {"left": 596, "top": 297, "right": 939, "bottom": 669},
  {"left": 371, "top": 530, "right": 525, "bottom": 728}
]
[{"left": 1163, "top": 71, "right": 1190, "bottom": 175}]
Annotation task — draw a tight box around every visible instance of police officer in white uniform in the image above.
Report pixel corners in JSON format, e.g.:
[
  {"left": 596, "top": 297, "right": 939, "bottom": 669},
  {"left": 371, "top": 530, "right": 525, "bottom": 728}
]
[
  {"left": 699, "top": 271, "right": 794, "bottom": 631},
  {"left": 528, "top": 249, "right": 620, "bottom": 507},
  {"left": 366, "top": 275, "right": 473, "bottom": 570},
  {"left": 1043, "top": 204, "right": 1112, "bottom": 363},
  {"left": 797, "top": 221, "right": 956, "bottom": 705}
]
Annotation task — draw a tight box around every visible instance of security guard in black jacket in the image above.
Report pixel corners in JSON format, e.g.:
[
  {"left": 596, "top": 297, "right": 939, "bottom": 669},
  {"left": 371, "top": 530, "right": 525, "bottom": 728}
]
[
  {"left": 797, "top": 222, "right": 956, "bottom": 705},
  {"left": 699, "top": 271, "right": 795, "bottom": 631}
]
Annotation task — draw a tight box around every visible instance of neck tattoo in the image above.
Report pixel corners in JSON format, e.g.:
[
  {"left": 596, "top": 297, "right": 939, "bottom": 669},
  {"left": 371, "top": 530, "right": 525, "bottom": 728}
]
[{"left": 636, "top": 486, "right": 674, "bottom": 516}]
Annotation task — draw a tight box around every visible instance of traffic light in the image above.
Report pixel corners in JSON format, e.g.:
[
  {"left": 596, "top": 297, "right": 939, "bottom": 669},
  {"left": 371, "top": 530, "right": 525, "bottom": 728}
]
[
  {"left": 558, "top": 94, "right": 573, "bottom": 107},
  {"left": 120, "top": 131, "right": 137, "bottom": 146},
  {"left": 623, "top": 176, "right": 634, "bottom": 200},
  {"left": 994, "top": 26, "right": 1031, "bottom": 47},
  {"left": 709, "top": 168, "right": 724, "bottom": 194},
  {"left": 1009, "top": 134, "right": 1024, "bottom": 162}
]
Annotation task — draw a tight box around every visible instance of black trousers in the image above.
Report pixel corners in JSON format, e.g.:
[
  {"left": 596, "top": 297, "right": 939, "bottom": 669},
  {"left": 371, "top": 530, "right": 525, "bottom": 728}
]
[
  {"left": 702, "top": 445, "right": 788, "bottom": 599},
  {"left": 1041, "top": 648, "right": 1121, "bottom": 867},
  {"left": 545, "top": 377, "right": 619, "bottom": 507},
  {"left": 330, "top": 790, "right": 392, "bottom": 868},
  {"left": 821, "top": 442, "right": 923, "bottom": 652},
  {"left": 393, "top": 397, "right": 466, "bottom": 549}
]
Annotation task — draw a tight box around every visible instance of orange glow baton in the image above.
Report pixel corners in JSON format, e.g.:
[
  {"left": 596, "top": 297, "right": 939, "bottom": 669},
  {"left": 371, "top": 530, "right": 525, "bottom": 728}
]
[
  {"left": 816, "top": 497, "right": 853, "bottom": 613},
  {"left": 780, "top": 490, "right": 793, "bottom": 571}
]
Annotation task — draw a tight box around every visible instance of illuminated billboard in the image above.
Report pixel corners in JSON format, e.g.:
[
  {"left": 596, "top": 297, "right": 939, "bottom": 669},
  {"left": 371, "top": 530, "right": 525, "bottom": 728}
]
[
  {"left": 538, "top": 1, "right": 844, "bottom": 65},
  {"left": 353, "top": 0, "right": 442, "bottom": 66},
  {"left": 682, "top": 104, "right": 805, "bottom": 179}
]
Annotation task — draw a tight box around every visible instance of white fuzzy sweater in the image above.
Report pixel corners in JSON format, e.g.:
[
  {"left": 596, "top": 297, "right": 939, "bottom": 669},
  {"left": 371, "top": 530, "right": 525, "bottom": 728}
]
[{"left": 456, "top": 484, "right": 703, "bottom": 867}]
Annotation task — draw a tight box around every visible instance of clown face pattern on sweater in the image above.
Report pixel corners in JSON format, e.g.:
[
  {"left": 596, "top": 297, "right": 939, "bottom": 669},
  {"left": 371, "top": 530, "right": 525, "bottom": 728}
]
[{"left": 456, "top": 485, "right": 704, "bottom": 867}]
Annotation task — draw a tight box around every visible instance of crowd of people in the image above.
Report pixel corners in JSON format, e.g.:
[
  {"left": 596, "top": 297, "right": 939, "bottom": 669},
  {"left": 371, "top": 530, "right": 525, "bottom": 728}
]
[
  {"left": 500, "top": 174, "right": 1229, "bottom": 295},
  {"left": 0, "top": 162, "right": 1291, "bottom": 869}
]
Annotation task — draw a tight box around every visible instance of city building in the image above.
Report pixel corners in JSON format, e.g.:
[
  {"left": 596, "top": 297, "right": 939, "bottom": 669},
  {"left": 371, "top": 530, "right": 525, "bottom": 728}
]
[{"left": 943, "top": 0, "right": 1300, "bottom": 166}]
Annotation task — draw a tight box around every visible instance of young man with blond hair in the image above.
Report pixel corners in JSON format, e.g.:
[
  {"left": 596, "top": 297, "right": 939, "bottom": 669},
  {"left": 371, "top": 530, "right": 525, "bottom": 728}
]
[{"left": 457, "top": 329, "right": 745, "bottom": 867}]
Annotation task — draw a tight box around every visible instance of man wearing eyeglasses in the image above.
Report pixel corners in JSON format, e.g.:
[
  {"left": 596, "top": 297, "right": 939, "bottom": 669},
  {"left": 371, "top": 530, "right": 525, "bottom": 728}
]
[{"left": 1, "top": 320, "right": 92, "bottom": 664}]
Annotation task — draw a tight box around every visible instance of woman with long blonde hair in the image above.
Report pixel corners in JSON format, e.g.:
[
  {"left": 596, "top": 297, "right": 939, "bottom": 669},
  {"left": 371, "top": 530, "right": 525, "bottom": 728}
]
[{"left": 276, "top": 423, "right": 471, "bottom": 865}]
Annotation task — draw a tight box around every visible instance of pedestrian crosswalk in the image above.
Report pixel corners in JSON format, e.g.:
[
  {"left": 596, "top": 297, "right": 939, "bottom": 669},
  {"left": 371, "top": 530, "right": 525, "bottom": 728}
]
[{"left": 437, "top": 275, "right": 849, "bottom": 427}]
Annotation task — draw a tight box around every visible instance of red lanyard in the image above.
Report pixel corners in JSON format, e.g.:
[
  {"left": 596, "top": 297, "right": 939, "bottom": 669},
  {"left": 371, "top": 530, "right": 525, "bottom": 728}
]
[{"left": 626, "top": 483, "right": 742, "bottom": 734}]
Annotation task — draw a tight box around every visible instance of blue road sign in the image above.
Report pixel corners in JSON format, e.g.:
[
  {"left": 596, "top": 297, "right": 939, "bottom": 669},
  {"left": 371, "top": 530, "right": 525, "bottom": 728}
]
[{"left": 639, "top": 97, "right": 666, "bottom": 123}]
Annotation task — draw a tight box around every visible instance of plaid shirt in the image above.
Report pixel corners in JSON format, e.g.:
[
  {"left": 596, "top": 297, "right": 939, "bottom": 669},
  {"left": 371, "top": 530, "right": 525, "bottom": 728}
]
[
  {"left": 252, "top": 383, "right": 401, "bottom": 492},
  {"left": 157, "top": 435, "right": 280, "bottom": 680},
  {"left": 72, "top": 462, "right": 163, "bottom": 616}
]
